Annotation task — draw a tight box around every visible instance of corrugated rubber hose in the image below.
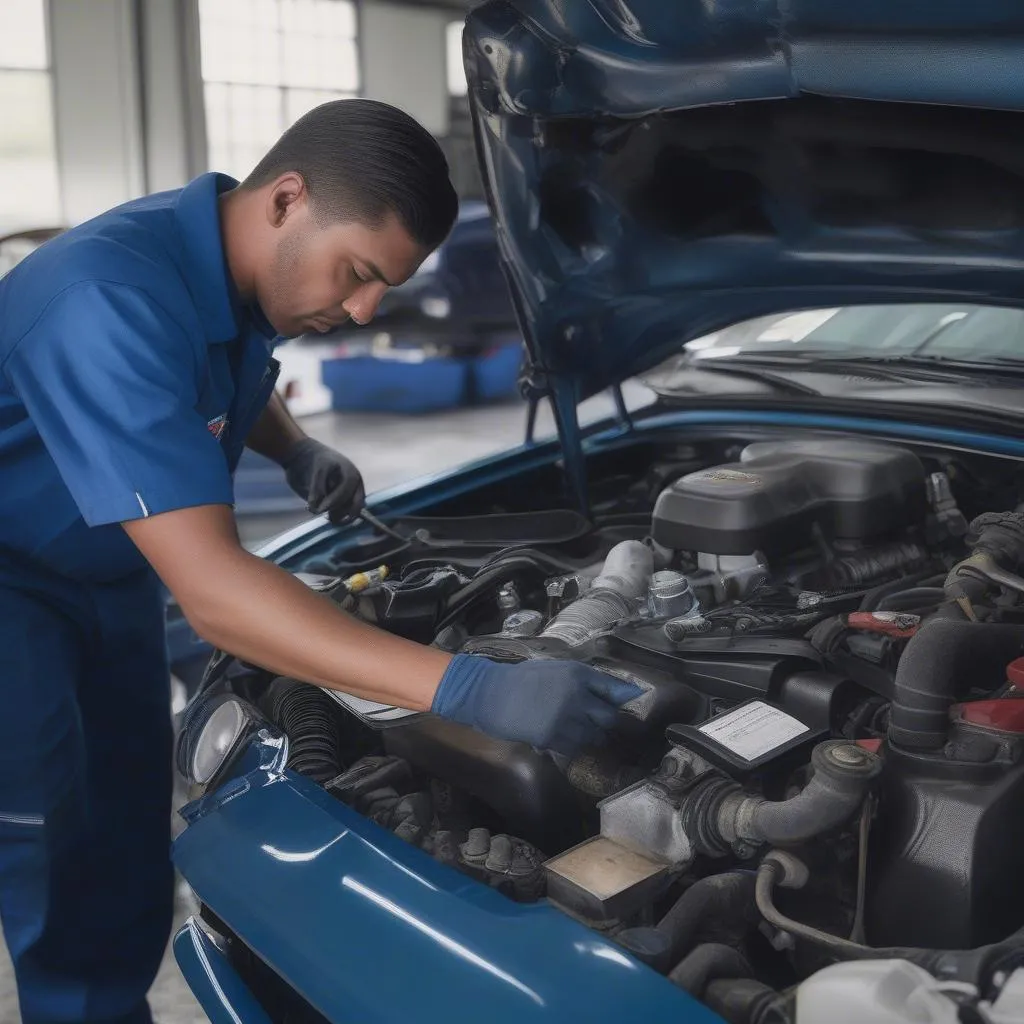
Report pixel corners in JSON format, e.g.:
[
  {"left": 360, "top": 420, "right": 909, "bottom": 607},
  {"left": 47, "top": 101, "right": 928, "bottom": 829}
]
[{"left": 261, "top": 677, "right": 343, "bottom": 782}]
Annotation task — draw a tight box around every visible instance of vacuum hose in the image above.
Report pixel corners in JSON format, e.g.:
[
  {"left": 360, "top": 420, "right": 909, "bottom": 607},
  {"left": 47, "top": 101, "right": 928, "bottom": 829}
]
[{"left": 755, "top": 850, "right": 1024, "bottom": 987}]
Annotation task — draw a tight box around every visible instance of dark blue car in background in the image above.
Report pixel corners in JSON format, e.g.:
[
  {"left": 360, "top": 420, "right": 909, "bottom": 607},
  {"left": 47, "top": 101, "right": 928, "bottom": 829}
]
[
  {"left": 371, "top": 200, "right": 517, "bottom": 351},
  {"left": 172, "top": 2, "right": 1024, "bottom": 1022}
]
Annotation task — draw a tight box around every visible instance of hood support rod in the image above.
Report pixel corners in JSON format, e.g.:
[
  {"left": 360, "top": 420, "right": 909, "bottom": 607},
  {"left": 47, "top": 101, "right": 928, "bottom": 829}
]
[
  {"left": 550, "top": 376, "right": 590, "bottom": 518},
  {"left": 612, "top": 383, "right": 633, "bottom": 431}
]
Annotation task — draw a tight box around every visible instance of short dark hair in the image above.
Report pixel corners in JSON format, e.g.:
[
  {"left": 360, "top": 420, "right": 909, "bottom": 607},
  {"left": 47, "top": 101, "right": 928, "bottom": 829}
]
[{"left": 243, "top": 98, "right": 458, "bottom": 251}]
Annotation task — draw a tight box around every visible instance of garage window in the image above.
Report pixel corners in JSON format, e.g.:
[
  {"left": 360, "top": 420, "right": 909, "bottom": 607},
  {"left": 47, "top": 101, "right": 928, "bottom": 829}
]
[
  {"left": 199, "top": 0, "right": 360, "bottom": 181},
  {"left": 0, "top": 0, "right": 61, "bottom": 235},
  {"left": 446, "top": 20, "right": 467, "bottom": 97}
]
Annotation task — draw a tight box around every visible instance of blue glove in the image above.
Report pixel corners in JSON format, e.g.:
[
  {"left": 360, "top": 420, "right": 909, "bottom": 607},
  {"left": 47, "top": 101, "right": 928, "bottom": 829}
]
[{"left": 431, "top": 655, "right": 642, "bottom": 756}]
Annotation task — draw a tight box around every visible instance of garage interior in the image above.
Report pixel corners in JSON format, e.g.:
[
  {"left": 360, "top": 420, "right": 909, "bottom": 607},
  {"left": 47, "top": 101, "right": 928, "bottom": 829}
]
[
  {"left": 9, "top": 3, "right": 1024, "bottom": 1022},
  {"left": 0, "top": 0, "right": 581, "bottom": 1019}
]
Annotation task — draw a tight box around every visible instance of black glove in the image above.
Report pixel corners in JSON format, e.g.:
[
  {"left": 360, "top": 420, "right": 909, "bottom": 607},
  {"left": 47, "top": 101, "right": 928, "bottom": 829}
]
[
  {"left": 281, "top": 438, "right": 365, "bottom": 524},
  {"left": 431, "top": 654, "right": 642, "bottom": 756}
]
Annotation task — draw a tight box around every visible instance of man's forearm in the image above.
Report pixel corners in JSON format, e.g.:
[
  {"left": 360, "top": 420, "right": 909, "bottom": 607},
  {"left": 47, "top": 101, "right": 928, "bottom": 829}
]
[
  {"left": 123, "top": 505, "right": 639, "bottom": 756},
  {"left": 123, "top": 505, "right": 449, "bottom": 710},
  {"left": 245, "top": 390, "right": 306, "bottom": 464},
  {"left": 187, "top": 549, "right": 450, "bottom": 709}
]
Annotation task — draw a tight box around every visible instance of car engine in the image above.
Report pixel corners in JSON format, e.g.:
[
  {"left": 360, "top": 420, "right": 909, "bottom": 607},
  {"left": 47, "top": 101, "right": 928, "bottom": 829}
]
[{"left": 188, "top": 435, "right": 1024, "bottom": 1021}]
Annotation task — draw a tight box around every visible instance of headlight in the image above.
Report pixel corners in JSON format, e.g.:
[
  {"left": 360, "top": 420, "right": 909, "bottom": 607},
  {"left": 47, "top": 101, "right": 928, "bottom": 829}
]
[
  {"left": 192, "top": 700, "right": 247, "bottom": 784},
  {"left": 177, "top": 695, "right": 263, "bottom": 788}
]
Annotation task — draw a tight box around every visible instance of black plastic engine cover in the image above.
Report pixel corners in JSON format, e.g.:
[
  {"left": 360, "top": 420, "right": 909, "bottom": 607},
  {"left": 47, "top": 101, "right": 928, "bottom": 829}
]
[
  {"left": 652, "top": 439, "right": 926, "bottom": 555},
  {"left": 867, "top": 744, "right": 1024, "bottom": 949}
]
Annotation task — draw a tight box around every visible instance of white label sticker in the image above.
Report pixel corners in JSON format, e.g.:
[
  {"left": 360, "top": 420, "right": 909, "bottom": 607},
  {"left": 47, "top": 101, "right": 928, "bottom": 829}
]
[{"left": 698, "top": 701, "right": 809, "bottom": 762}]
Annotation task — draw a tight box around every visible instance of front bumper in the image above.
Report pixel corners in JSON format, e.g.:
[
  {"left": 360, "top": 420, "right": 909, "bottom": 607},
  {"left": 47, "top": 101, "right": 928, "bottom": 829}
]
[
  {"left": 173, "top": 917, "right": 272, "bottom": 1024},
  {"left": 172, "top": 744, "right": 721, "bottom": 1023}
]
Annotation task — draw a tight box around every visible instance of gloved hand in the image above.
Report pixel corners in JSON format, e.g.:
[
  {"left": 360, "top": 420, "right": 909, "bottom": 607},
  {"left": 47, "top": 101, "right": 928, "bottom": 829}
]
[
  {"left": 431, "top": 654, "right": 642, "bottom": 756},
  {"left": 281, "top": 438, "right": 365, "bottom": 524}
]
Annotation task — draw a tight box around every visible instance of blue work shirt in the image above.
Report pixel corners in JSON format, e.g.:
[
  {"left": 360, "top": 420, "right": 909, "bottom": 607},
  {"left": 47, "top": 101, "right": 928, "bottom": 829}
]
[{"left": 0, "top": 173, "right": 281, "bottom": 583}]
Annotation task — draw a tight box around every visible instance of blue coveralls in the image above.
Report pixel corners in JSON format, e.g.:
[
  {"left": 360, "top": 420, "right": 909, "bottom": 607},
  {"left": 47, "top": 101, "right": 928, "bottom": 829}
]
[{"left": 0, "top": 173, "right": 280, "bottom": 1023}]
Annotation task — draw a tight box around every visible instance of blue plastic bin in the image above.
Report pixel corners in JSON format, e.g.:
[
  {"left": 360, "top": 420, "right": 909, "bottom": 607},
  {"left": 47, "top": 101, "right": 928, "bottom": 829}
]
[
  {"left": 469, "top": 340, "right": 523, "bottom": 402},
  {"left": 321, "top": 353, "right": 468, "bottom": 413}
]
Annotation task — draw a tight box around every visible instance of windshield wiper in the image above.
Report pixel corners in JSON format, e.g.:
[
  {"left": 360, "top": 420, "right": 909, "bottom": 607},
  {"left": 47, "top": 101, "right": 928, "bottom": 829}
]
[
  {"left": 901, "top": 354, "right": 1024, "bottom": 374},
  {"left": 694, "top": 351, "right": 1024, "bottom": 381},
  {"left": 816, "top": 354, "right": 1024, "bottom": 379},
  {"left": 684, "top": 360, "right": 823, "bottom": 396}
]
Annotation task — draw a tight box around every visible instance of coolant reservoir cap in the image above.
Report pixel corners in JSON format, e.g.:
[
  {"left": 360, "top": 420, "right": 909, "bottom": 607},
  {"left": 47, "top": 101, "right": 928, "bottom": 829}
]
[
  {"left": 955, "top": 699, "right": 1024, "bottom": 733},
  {"left": 1006, "top": 656, "right": 1024, "bottom": 690}
]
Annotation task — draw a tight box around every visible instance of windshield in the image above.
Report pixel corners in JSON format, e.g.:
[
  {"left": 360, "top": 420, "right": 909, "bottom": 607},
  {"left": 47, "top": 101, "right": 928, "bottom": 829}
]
[
  {"left": 640, "top": 303, "right": 1024, "bottom": 415},
  {"left": 678, "top": 304, "right": 1024, "bottom": 364}
]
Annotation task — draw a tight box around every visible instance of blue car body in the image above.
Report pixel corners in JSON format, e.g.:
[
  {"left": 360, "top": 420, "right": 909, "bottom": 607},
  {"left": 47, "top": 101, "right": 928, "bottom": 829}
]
[
  {"left": 175, "top": 731, "right": 719, "bottom": 1023},
  {"left": 173, "top": 408, "right": 1024, "bottom": 1023},
  {"left": 173, "top": 1, "right": 1024, "bottom": 1020}
]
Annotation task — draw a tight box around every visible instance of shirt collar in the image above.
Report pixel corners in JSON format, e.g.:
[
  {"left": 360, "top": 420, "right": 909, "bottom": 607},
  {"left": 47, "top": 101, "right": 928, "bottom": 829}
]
[{"left": 174, "top": 172, "right": 278, "bottom": 345}]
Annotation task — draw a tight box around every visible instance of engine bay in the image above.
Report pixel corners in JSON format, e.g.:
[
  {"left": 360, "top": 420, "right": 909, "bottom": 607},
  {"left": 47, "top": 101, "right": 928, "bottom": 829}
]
[{"left": 188, "top": 430, "right": 1024, "bottom": 1021}]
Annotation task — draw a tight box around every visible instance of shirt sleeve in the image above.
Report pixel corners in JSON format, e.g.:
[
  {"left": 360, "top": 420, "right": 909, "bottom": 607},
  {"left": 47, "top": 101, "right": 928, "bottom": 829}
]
[{"left": 2, "top": 281, "right": 236, "bottom": 527}]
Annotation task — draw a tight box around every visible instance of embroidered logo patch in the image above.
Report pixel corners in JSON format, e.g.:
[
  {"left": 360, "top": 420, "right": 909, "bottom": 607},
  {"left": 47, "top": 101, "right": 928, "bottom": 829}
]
[{"left": 207, "top": 414, "right": 228, "bottom": 440}]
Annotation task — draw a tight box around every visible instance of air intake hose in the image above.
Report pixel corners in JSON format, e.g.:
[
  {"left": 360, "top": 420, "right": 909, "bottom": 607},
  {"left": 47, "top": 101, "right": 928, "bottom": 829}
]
[
  {"left": 888, "top": 619, "right": 1024, "bottom": 752},
  {"left": 261, "top": 677, "right": 343, "bottom": 782},
  {"left": 541, "top": 540, "right": 653, "bottom": 646}
]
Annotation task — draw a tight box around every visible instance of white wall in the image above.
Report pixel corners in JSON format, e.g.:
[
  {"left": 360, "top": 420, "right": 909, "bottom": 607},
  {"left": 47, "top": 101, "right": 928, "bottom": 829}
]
[
  {"left": 139, "top": 0, "right": 207, "bottom": 193},
  {"left": 360, "top": 2, "right": 450, "bottom": 137},
  {"left": 48, "top": 0, "right": 145, "bottom": 224},
  {"left": 40, "top": 0, "right": 453, "bottom": 224}
]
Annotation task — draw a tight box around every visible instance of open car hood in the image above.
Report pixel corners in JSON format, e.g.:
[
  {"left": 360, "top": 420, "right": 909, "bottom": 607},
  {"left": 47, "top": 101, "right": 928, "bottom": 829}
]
[{"left": 463, "top": 0, "right": 1024, "bottom": 404}]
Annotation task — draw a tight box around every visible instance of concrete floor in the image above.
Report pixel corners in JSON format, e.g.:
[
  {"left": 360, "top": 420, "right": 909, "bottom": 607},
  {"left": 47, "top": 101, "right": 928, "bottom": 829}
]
[{"left": 0, "top": 383, "right": 653, "bottom": 1022}]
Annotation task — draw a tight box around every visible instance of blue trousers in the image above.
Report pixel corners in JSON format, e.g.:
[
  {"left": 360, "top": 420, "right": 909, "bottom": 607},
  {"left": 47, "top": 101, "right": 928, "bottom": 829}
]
[{"left": 0, "top": 561, "right": 173, "bottom": 1024}]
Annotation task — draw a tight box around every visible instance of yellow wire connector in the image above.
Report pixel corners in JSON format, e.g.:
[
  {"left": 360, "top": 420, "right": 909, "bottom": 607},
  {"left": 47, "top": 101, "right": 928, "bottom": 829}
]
[{"left": 344, "top": 565, "right": 390, "bottom": 594}]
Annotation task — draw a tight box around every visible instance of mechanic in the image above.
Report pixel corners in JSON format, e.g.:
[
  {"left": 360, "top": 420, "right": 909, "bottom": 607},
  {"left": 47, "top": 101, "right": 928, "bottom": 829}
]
[{"left": 0, "top": 99, "right": 639, "bottom": 1024}]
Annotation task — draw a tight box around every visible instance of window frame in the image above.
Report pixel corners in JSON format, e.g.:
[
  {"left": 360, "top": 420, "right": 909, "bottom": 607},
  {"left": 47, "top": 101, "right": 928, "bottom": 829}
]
[
  {"left": 0, "top": 0, "right": 62, "bottom": 235},
  {"left": 197, "top": 0, "right": 363, "bottom": 181}
]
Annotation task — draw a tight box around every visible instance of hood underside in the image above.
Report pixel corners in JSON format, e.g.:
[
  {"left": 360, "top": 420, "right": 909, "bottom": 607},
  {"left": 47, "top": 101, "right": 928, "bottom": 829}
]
[{"left": 463, "top": 0, "right": 1024, "bottom": 401}]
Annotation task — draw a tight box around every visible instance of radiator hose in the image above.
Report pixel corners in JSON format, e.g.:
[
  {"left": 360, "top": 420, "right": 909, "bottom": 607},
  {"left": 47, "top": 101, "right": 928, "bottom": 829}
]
[
  {"left": 888, "top": 619, "right": 1024, "bottom": 752},
  {"left": 616, "top": 872, "right": 758, "bottom": 970},
  {"left": 715, "top": 741, "right": 882, "bottom": 848},
  {"left": 669, "top": 943, "right": 752, "bottom": 997}
]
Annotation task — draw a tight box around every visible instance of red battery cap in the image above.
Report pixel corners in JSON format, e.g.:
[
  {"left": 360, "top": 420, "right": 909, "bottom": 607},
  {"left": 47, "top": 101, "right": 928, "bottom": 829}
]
[
  {"left": 1007, "top": 657, "right": 1024, "bottom": 690},
  {"left": 956, "top": 699, "right": 1024, "bottom": 733}
]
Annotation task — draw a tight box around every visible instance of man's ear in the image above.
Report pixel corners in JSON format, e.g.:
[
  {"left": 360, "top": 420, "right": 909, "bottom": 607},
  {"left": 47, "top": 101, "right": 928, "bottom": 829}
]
[{"left": 266, "top": 173, "right": 308, "bottom": 228}]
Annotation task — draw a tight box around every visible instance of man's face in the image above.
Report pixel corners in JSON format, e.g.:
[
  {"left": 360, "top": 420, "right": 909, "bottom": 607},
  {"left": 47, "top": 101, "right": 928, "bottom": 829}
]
[{"left": 256, "top": 182, "right": 429, "bottom": 339}]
